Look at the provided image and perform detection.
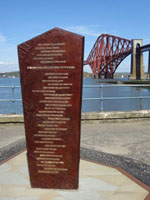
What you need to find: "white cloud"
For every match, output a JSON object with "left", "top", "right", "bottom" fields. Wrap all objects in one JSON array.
[
  {"left": 66, "top": 25, "right": 101, "bottom": 37},
  {"left": 0, "top": 33, "right": 6, "bottom": 43},
  {"left": 0, "top": 61, "right": 16, "bottom": 66},
  {"left": 0, "top": 61, "right": 18, "bottom": 72}
]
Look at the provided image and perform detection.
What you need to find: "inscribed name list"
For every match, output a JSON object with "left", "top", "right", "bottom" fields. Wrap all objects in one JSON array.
[{"left": 18, "top": 28, "right": 84, "bottom": 189}]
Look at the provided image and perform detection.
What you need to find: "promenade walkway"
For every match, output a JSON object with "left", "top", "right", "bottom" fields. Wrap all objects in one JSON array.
[
  {"left": 81, "top": 120, "right": 150, "bottom": 165},
  {"left": 1, "top": 120, "right": 150, "bottom": 165},
  {"left": 0, "top": 120, "right": 150, "bottom": 199}
]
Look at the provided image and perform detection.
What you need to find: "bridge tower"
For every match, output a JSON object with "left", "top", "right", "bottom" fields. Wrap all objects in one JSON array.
[
  {"left": 130, "top": 39, "right": 145, "bottom": 80},
  {"left": 147, "top": 51, "right": 150, "bottom": 79}
]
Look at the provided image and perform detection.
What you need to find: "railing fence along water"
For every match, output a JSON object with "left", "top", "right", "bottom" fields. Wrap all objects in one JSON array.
[
  {"left": 0, "top": 85, "right": 22, "bottom": 114},
  {"left": 0, "top": 84, "right": 150, "bottom": 114},
  {"left": 83, "top": 84, "right": 150, "bottom": 112}
]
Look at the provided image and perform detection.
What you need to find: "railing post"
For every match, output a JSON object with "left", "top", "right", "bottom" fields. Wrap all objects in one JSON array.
[
  {"left": 100, "top": 83, "right": 104, "bottom": 111},
  {"left": 11, "top": 85, "right": 16, "bottom": 114},
  {"left": 139, "top": 86, "right": 142, "bottom": 110}
]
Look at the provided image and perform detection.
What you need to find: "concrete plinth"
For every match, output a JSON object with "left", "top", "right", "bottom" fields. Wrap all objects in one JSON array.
[{"left": 0, "top": 152, "right": 149, "bottom": 200}]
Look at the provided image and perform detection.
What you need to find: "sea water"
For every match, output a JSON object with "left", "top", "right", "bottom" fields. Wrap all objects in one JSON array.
[{"left": 0, "top": 77, "right": 150, "bottom": 114}]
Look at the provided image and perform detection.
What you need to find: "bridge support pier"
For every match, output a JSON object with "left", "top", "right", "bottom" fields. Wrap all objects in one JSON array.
[
  {"left": 92, "top": 74, "right": 101, "bottom": 79},
  {"left": 92, "top": 74, "right": 96, "bottom": 79},
  {"left": 147, "top": 51, "right": 150, "bottom": 79},
  {"left": 105, "top": 74, "right": 113, "bottom": 79},
  {"left": 130, "top": 39, "right": 145, "bottom": 80},
  {"left": 96, "top": 74, "right": 101, "bottom": 79}
]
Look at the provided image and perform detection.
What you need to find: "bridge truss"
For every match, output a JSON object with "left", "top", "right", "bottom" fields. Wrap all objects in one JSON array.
[{"left": 84, "top": 34, "right": 132, "bottom": 78}]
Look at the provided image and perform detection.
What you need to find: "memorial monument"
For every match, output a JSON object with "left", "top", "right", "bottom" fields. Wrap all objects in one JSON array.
[{"left": 18, "top": 28, "right": 84, "bottom": 189}]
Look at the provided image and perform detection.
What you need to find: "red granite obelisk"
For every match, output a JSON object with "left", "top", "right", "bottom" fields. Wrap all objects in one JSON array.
[{"left": 18, "top": 28, "right": 84, "bottom": 189}]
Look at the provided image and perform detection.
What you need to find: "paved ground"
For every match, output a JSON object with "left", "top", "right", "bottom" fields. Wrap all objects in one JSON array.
[
  {"left": 0, "top": 120, "right": 150, "bottom": 186},
  {"left": 0, "top": 124, "right": 25, "bottom": 162},
  {"left": 0, "top": 151, "right": 149, "bottom": 200},
  {"left": 0, "top": 120, "right": 150, "bottom": 165},
  {"left": 0, "top": 125, "right": 24, "bottom": 149},
  {"left": 81, "top": 120, "right": 150, "bottom": 166}
]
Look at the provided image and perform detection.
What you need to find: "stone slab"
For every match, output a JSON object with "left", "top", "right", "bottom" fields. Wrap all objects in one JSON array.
[
  {"left": 0, "top": 152, "right": 148, "bottom": 200},
  {"left": 1, "top": 120, "right": 150, "bottom": 186},
  {"left": 18, "top": 28, "right": 84, "bottom": 189}
]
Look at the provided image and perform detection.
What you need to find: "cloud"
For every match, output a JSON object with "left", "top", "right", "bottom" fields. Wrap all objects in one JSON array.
[
  {"left": 0, "top": 61, "right": 16, "bottom": 66},
  {"left": 0, "top": 33, "right": 6, "bottom": 43},
  {"left": 66, "top": 25, "right": 102, "bottom": 37},
  {"left": 0, "top": 61, "right": 19, "bottom": 72}
]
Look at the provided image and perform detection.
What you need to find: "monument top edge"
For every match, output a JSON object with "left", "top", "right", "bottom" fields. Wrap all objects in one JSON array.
[{"left": 18, "top": 27, "right": 84, "bottom": 47}]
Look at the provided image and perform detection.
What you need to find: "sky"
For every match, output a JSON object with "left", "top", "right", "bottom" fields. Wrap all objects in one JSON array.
[{"left": 0, "top": 0, "right": 150, "bottom": 73}]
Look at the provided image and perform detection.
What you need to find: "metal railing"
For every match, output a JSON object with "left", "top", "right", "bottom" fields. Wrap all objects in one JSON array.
[
  {"left": 0, "top": 84, "right": 150, "bottom": 113},
  {"left": 0, "top": 85, "right": 22, "bottom": 114},
  {"left": 83, "top": 84, "right": 150, "bottom": 111}
]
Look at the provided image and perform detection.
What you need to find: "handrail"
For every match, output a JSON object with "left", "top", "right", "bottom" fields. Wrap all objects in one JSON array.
[
  {"left": 0, "top": 85, "right": 22, "bottom": 114},
  {"left": 0, "top": 84, "right": 150, "bottom": 113},
  {"left": 83, "top": 84, "right": 150, "bottom": 87},
  {"left": 83, "top": 84, "right": 150, "bottom": 111}
]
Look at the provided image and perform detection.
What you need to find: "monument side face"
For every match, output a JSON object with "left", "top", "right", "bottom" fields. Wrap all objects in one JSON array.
[{"left": 18, "top": 28, "right": 84, "bottom": 189}]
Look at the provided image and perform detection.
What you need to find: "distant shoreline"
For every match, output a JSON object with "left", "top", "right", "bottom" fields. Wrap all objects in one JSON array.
[
  {"left": 0, "top": 71, "right": 20, "bottom": 78},
  {"left": 0, "top": 71, "right": 131, "bottom": 78}
]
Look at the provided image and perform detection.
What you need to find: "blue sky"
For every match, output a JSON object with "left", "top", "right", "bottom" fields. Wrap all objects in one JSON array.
[{"left": 0, "top": 0, "right": 150, "bottom": 73}]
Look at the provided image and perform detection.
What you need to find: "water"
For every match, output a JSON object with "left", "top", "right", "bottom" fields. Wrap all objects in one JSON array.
[
  {"left": 82, "top": 77, "right": 150, "bottom": 112},
  {"left": 0, "top": 78, "right": 23, "bottom": 114},
  {"left": 0, "top": 77, "right": 150, "bottom": 114}
]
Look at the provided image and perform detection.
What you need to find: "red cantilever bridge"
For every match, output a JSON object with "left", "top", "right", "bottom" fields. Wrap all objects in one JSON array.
[
  {"left": 84, "top": 34, "right": 150, "bottom": 79},
  {"left": 84, "top": 34, "right": 132, "bottom": 78}
]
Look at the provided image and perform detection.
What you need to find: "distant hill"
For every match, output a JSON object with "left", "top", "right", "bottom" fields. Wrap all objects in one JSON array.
[
  {"left": 83, "top": 71, "right": 92, "bottom": 77},
  {"left": 3, "top": 71, "right": 147, "bottom": 79},
  {"left": 0, "top": 71, "right": 20, "bottom": 78},
  {"left": 0, "top": 71, "right": 92, "bottom": 78},
  {"left": 114, "top": 72, "right": 129, "bottom": 78}
]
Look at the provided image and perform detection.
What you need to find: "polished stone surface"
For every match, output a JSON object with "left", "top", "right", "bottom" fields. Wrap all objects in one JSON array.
[
  {"left": 18, "top": 28, "right": 84, "bottom": 189},
  {"left": 0, "top": 152, "right": 149, "bottom": 200}
]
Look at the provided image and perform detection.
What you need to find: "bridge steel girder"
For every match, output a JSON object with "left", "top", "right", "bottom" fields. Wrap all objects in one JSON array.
[{"left": 84, "top": 34, "right": 132, "bottom": 78}]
